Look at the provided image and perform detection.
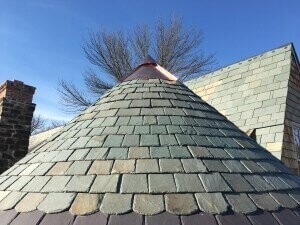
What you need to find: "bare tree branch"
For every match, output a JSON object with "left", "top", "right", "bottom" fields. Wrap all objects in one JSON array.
[
  {"left": 31, "top": 115, "right": 46, "bottom": 134},
  {"left": 58, "top": 16, "right": 216, "bottom": 113}
]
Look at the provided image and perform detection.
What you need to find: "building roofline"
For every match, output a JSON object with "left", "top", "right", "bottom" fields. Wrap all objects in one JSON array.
[{"left": 202, "top": 42, "right": 295, "bottom": 76}]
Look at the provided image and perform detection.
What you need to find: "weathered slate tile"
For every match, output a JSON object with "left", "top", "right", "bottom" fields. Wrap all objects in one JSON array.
[
  {"left": 122, "top": 135, "right": 140, "bottom": 147},
  {"left": 85, "top": 148, "right": 108, "bottom": 160},
  {"left": 181, "top": 212, "right": 218, "bottom": 225},
  {"left": 206, "top": 147, "right": 230, "bottom": 158},
  {"left": 169, "top": 146, "right": 191, "bottom": 158},
  {"left": 174, "top": 174, "right": 204, "bottom": 192},
  {"left": 133, "top": 194, "right": 164, "bottom": 215},
  {"left": 39, "top": 211, "right": 74, "bottom": 225},
  {"left": 159, "top": 159, "right": 184, "bottom": 172},
  {"left": 150, "top": 147, "right": 170, "bottom": 158},
  {"left": 149, "top": 174, "right": 176, "bottom": 193},
  {"left": 263, "top": 175, "right": 290, "bottom": 190},
  {"left": 151, "top": 125, "right": 167, "bottom": 134},
  {"left": 41, "top": 176, "right": 71, "bottom": 192},
  {"left": 112, "top": 160, "right": 135, "bottom": 173},
  {"left": 0, "top": 192, "right": 26, "bottom": 211},
  {"left": 7, "top": 176, "right": 32, "bottom": 191},
  {"left": 22, "top": 176, "right": 51, "bottom": 192},
  {"left": 108, "top": 213, "right": 143, "bottom": 225},
  {"left": 65, "top": 175, "right": 95, "bottom": 192},
  {"left": 10, "top": 210, "right": 44, "bottom": 225},
  {"left": 249, "top": 193, "right": 280, "bottom": 211},
  {"left": 244, "top": 175, "right": 274, "bottom": 191},
  {"left": 136, "top": 159, "right": 159, "bottom": 173},
  {"left": 159, "top": 134, "right": 178, "bottom": 145},
  {"left": 73, "top": 212, "right": 108, "bottom": 225},
  {"left": 68, "top": 149, "right": 90, "bottom": 161},
  {"left": 88, "top": 160, "right": 113, "bottom": 175},
  {"left": 117, "top": 125, "right": 134, "bottom": 134},
  {"left": 0, "top": 210, "right": 18, "bottom": 225},
  {"left": 0, "top": 191, "right": 10, "bottom": 202},
  {"left": 165, "top": 194, "right": 198, "bottom": 215},
  {"left": 19, "top": 164, "right": 40, "bottom": 176},
  {"left": 271, "top": 192, "right": 298, "bottom": 209},
  {"left": 240, "top": 160, "right": 265, "bottom": 173},
  {"left": 145, "top": 212, "right": 180, "bottom": 225},
  {"left": 222, "top": 160, "right": 249, "bottom": 173},
  {"left": 103, "top": 135, "right": 124, "bottom": 147},
  {"left": 181, "top": 159, "right": 207, "bottom": 172},
  {"left": 175, "top": 134, "right": 195, "bottom": 145},
  {"left": 134, "top": 125, "right": 150, "bottom": 134},
  {"left": 287, "top": 190, "right": 300, "bottom": 204},
  {"left": 166, "top": 125, "right": 182, "bottom": 133},
  {"left": 31, "top": 163, "right": 54, "bottom": 176},
  {"left": 70, "top": 193, "right": 101, "bottom": 215},
  {"left": 37, "top": 193, "right": 76, "bottom": 213},
  {"left": 121, "top": 174, "right": 148, "bottom": 193},
  {"left": 225, "top": 193, "right": 257, "bottom": 214},
  {"left": 199, "top": 173, "right": 231, "bottom": 192},
  {"left": 128, "top": 147, "right": 150, "bottom": 159},
  {"left": 195, "top": 193, "right": 229, "bottom": 214},
  {"left": 0, "top": 176, "right": 19, "bottom": 190},
  {"left": 203, "top": 159, "right": 229, "bottom": 172},
  {"left": 216, "top": 212, "right": 252, "bottom": 225},
  {"left": 221, "top": 173, "right": 254, "bottom": 192},
  {"left": 85, "top": 135, "right": 106, "bottom": 147},
  {"left": 70, "top": 137, "right": 91, "bottom": 149},
  {"left": 90, "top": 175, "right": 119, "bottom": 193},
  {"left": 47, "top": 162, "right": 72, "bottom": 175},
  {"left": 100, "top": 193, "right": 132, "bottom": 214},
  {"left": 272, "top": 209, "right": 300, "bottom": 225},
  {"left": 140, "top": 135, "right": 159, "bottom": 146},
  {"left": 277, "top": 174, "right": 300, "bottom": 189},
  {"left": 15, "top": 193, "right": 46, "bottom": 212},
  {"left": 51, "top": 150, "right": 73, "bottom": 162},
  {"left": 248, "top": 211, "right": 280, "bottom": 225},
  {"left": 106, "top": 148, "right": 128, "bottom": 159},
  {"left": 65, "top": 161, "right": 91, "bottom": 175},
  {"left": 188, "top": 146, "right": 212, "bottom": 158}
]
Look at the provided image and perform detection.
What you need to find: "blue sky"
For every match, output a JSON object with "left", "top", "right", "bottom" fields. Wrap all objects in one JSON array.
[{"left": 0, "top": 0, "right": 299, "bottom": 121}]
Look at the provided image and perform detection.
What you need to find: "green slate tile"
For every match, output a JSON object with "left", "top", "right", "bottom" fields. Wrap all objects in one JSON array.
[
  {"left": 174, "top": 174, "right": 204, "bottom": 192},
  {"left": 181, "top": 159, "right": 207, "bottom": 172},
  {"left": 22, "top": 176, "right": 51, "bottom": 192},
  {"left": 103, "top": 135, "right": 124, "bottom": 147},
  {"left": 90, "top": 175, "right": 119, "bottom": 193},
  {"left": 134, "top": 126, "right": 150, "bottom": 134},
  {"left": 159, "top": 159, "right": 184, "bottom": 173},
  {"left": 149, "top": 174, "right": 176, "bottom": 193},
  {"left": 150, "top": 147, "right": 171, "bottom": 158},
  {"left": 85, "top": 148, "right": 108, "bottom": 160},
  {"left": 106, "top": 148, "right": 128, "bottom": 159},
  {"left": 41, "top": 176, "right": 71, "bottom": 192},
  {"left": 65, "top": 161, "right": 91, "bottom": 175},
  {"left": 121, "top": 174, "right": 148, "bottom": 193},
  {"left": 65, "top": 175, "right": 95, "bottom": 192},
  {"left": 244, "top": 175, "right": 274, "bottom": 191},
  {"left": 225, "top": 193, "right": 257, "bottom": 214},
  {"left": 203, "top": 159, "right": 229, "bottom": 172},
  {"left": 122, "top": 135, "right": 140, "bottom": 147},
  {"left": 221, "top": 173, "right": 254, "bottom": 192},
  {"left": 140, "top": 135, "right": 159, "bottom": 146},
  {"left": 159, "top": 134, "right": 178, "bottom": 146},
  {"left": 199, "top": 173, "right": 232, "bottom": 192},
  {"left": 195, "top": 193, "right": 229, "bottom": 214},
  {"left": 169, "top": 146, "right": 191, "bottom": 158}
]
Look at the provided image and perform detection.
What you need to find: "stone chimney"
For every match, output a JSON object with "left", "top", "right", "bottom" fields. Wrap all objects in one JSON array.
[{"left": 0, "top": 80, "right": 36, "bottom": 173}]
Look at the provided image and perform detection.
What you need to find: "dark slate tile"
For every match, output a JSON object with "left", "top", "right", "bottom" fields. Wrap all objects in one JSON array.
[
  {"left": 181, "top": 212, "right": 218, "bottom": 225},
  {"left": 244, "top": 175, "right": 274, "bottom": 191},
  {"left": 0, "top": 210, "right": 18, "bottom": 225},
  {"left": 249, "top": 193, "right": 280, "bottom": 211},
  {"left": 74, "top": 212, "right": 108, "bottom": 225},
  {"left": 199, "top": 173, "right": 232, "bottom": 192},
  {"left": 188, "top": 146, "right": 213, "bottom": 158},
  {"left": 216, "top": 212, "right": 252, "bottom": 225},
  {"left": 108, "top": 213, "right": 143, "bottom": 225},
  {"left": 145, "top": 212, "right": 180, "bottom": 225},
  {"left": 222, "top": 173, "right": 254, "bottom": 192},
  {"left": 248, "top": 211, "right": 279, "bottom": 225},
  {"left": 222, "top": 160, "right": 249, "bottom": 173},
  {"left": 272, "top": 209, "right": 300, "bottom": 225},
  {"left": 203, "top": 159, "right": 229, "bottom": 172},
  {"left": 10, "top": 211, "right": 44, "bottom": 225},
  {"left": 39, "top": 211, "right": 74, "bottom": 225}
]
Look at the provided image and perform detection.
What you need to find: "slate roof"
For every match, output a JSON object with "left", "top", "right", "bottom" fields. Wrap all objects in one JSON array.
[{"left": 0, "top": 58, "right": 300, "bottom": 225}]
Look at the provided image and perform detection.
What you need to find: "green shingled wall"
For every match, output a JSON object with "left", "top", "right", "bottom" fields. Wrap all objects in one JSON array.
[{"left": 186, "top": 44, "right": 300, "bottom": 173}]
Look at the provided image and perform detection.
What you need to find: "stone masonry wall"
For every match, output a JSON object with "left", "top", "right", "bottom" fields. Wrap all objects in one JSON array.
[
  {"left": 185, "top": 44, "right": 296, "bottom": 170},
  {"left": 0, "top": 80, "right": 35, "bottom": 173},
  {"left": 282, "top": 53, "right": 300, "bottom": 173}
]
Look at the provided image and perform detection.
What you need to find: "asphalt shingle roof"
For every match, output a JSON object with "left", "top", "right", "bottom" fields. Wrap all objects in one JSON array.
[{"left": 0, "top": 58, "right": 299, "bottom": 225}]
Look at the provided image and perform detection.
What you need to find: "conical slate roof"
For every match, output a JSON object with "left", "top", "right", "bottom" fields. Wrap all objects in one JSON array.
[{"left": 0, "top": 58, "right": 300, "bottom": 225}]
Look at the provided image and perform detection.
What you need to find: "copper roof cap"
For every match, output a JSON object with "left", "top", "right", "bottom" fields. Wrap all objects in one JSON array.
[{"left": 122, "top": 55, "right": 178, "bottom": 82}]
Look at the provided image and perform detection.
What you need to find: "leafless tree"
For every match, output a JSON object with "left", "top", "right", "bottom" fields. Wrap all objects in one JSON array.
[
  {"left": 31, "top": 115, "right": 46, "bottom": 134},
  {"left": 58, "top": 17, "right": 215, "bottom": 113}
]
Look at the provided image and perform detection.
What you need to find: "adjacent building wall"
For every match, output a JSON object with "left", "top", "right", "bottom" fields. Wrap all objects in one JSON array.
[
  {"left": 185, "top": 43, "right": 299, "bottom": 172},
  {"left": 0, "top": 80, "right": 35, "bottom": 173}
]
